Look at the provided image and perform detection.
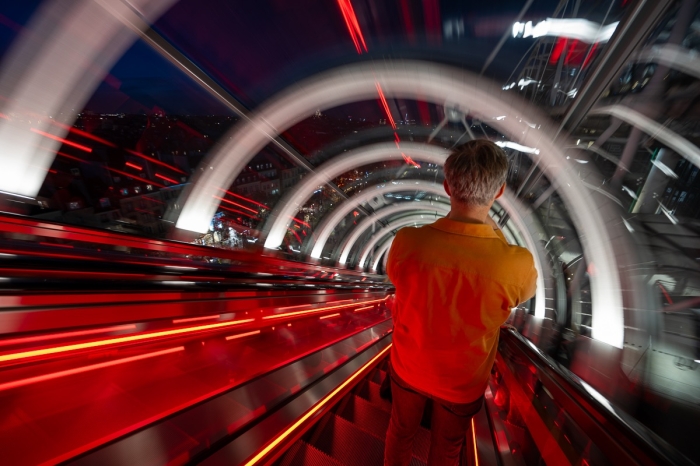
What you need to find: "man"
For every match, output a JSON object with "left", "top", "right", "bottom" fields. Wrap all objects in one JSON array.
[{"left": 384, "top": 139, "right": 537, "bottom": 466}]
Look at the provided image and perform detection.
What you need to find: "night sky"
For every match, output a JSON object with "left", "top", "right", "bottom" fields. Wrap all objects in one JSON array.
[{"left": 0, "top": 0, "right": 562, "bottom": 116}]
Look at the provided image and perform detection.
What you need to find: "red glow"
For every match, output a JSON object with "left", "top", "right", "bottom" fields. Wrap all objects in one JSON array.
[
  {"left": 225, "top": 330, "right": 261, "bottom": 341},
  {"left": 319, "top": 313, "right": 341, "bottom": 320},
  {"left": 375, "top": 82, "right": 396, "bottom": 129},
  {"left": 155, "top": 173, "right": 179, "bottom": 185},
  {"left": 125, "top": 162, "right": 143, "bottom": 171},
  {"left": 582, "top": 42, "right": 598, "bottom": 68},
  {"left": 172, "top": 315, "right": 220, "bottom": 324},
  {"left": 292, "top": 217, "right": 311, "bottom": 228},
  {"left": 107, "top": 166, "right": 165, "bottom": 188},
  {"left": 56, "top": 150, "right": 85, "bottom": 163},
  {"left": 0, "top": 324, "right": 136, "bottom": 347},
  {"left": 125, "top": 149, "right": 187, "bottom": 175},
  {"left": 549, "top": 38, "right": 568, "bottom": 64},
  {"left": 0, "top": 318, "right": 255, "bottom": 363},
  {"left": 401, "top": 153, "right": 421, "bottom": 168},
  {"left": 336, "top": 0, "right": 368, "bottom": 54},
  {"left": 214, "top": 195, "right": 258, "bottom": 214},
  {"left": 658, "top": 283, "right": 674, "bottom": 305},
  {"left": 394, "top": 132, "right": 401, "bottom": 149},
  {"left": 565, "top": 39, "right": 580, "bottom": 64},
  {"left": 263, "top": 298, "right": 386, "bottom": 320},
  {"left": 0, "top": 346, "right": 183, "bottom": 392},
  {"left": 30, "top": 128, "right": 92, "bottom": 153}
]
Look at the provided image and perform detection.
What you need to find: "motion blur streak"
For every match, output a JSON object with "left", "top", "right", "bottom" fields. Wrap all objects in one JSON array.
[
  {"left": 0, "top": 324, "right": 136, "bottom": 347},
  {"left": 0, "top": 0, "right": 177, "bottom": 198},
  {"left": 172, "top": 315, "right": 220, "bottom": 324},
  {"left": 0, "top": 346, "right": 183, "bottom": 392},
  {"left": 30, "top": 128, "right": 92, "bottom": 152},
  {"left": 0, "top": 318, "right": 255, "bottom": 363},
  {"left": 214, "top": 195, "right": 259, "bottom": 214},
  {"left": 225, "top": 330, "right": 261, "bottom": 340},
  {"left": 262, "top": 298, "right": 386, "bottom": 320},
  {"left": 243, "top": 344, "right": 391, "bottom": 466},
  {"left": 335, "top": 0, "right": 367, "bottom": 54},
  {"left": 353, "top": 306, "right": 374, "bottom": 312},
  {"left": 375, "top": 81, "right": 397, "bottom": 129},
  {"left": 125, "top": 149, "right": 187, "bottom": 174},
  {"left": 319, "top": 313, "right": 341, "bottom": 320}
]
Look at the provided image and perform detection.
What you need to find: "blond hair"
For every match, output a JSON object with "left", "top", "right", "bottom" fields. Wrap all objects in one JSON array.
[{"left": 444, "top": 140, "right": 508, "bottom": 206}]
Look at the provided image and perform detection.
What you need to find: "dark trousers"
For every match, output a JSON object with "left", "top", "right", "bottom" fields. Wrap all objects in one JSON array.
[{"left": 384, "top": 374, "right": 483, "bottom": 466}]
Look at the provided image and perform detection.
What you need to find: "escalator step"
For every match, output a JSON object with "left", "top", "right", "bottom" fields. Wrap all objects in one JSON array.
[
  {"left": 338, "top": 395, "right": 390, "bottom": 440},
  {"left": 354, "top": 380, "right": 392, "bottom": 413},
  {"left": 313, "top": 414, "right": 386, "bottom": 466},
  {"left": 337, "top": 394, "right": 430, "bottom": 464},
  {"left": 277, "top": 440, "right": 345, "bottom": 466},
  {"left": 369, "top": 368, "right": 386, "bottom": 385}
]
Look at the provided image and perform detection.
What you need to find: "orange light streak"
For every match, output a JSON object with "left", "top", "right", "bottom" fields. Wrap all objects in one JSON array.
[
  {"left": 155, "top": 173, "right": 179, "bottom": 184},
  {"left": 244, "top": 343, "right": 391, "bottom": 466},
  {"left": 172, "top": 315, "right": 220, "bottom": 324},
  {"left": 214, "top": 195, "right": 258, "bottom": 214},
  {"left": 353, "top": 306, "right": 374, "bottom": 313},
  {"left": 125, "top": 149, "right": 187, "bottom": 175},
  {"left": 225, "top": 330, "right": 261, "bottom": 341},
  {"left": 30, "top": 128, "right": 92, "bottom": 152},
  {"left": 0, "top": 318, "right": 254, "bottom": 363},
  {"left": 0, "top": 324, "right": 136, "bottom": 347},
  {"left": 263, "top": 298, "right": 385, "bottom": 320},
  {"left": 375, "top": 82, "right": 396, "bottom": 129},
  {"left": 0, "top": 346, "right": 183, "bottom": 392},
  {"left": 277, "top": 299, "right": 354, "bottom": 311},
  {"left": 472, "top": 418, "right": 480, "bottom": 466},
  {"left": 319, "top": 313, "right": 341, "bottom": 320},
  {"left": 125, "top": 162, "right": 143, "bottom": 171}
]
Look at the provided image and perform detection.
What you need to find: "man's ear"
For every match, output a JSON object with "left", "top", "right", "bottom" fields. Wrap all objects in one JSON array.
[
  {"left": 443, "top": 179, "right": 451, "bottom": 197},
  {"left": 494, "top": 183, "right": 506, "bottom": 200}
]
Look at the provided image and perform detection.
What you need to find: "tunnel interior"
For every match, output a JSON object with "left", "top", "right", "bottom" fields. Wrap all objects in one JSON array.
[{"left": 0, "top": 1, "right": 699, "bottom": 464}]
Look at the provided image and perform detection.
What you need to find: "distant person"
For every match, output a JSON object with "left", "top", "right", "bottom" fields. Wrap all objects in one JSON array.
[{"left": 384, "top": 140, "right": 537, "bottom": 466}]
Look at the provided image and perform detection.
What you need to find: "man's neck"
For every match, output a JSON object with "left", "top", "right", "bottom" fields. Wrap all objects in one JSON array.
[{"left": 446, "top": 202, "right": 491, "bottom": 224}]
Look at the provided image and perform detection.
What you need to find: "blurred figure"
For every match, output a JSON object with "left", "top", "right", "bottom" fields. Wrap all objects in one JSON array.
[{"left": 384, "top": 140, "right": 537, "bottom": 466}]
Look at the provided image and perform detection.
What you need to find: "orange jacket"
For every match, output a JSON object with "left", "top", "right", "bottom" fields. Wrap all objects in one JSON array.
[{"left": 387, "top": 217, "right": 537, "bottom": 403}]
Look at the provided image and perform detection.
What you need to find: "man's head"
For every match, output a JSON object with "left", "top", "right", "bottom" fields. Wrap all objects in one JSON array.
[{"left": 443, "top": 139, "right": 508, "bottom": 206}]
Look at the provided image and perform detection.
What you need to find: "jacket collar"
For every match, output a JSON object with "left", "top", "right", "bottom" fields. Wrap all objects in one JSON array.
[{"left": 428, "top": 217, "right": 499, "bottom": 238}]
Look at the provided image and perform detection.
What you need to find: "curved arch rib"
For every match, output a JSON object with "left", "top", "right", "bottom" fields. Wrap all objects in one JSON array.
[
  {"left": 262, "top": 142, "right": 448, "bottom": 250},
  {"left": 371, "top": 239, "right": 395, "bottom": 273},
  {"left": 337, "top": 201, "right": 450, "bottom": 265},
  {"left": 308, "top": 178, "right": 448, "bottom": 259},
  {"left": 176, "top": 61, "right": 625, "bottom": 348},
  {"left": 356, "top": 215, "right": 440, "bottom": 270}
]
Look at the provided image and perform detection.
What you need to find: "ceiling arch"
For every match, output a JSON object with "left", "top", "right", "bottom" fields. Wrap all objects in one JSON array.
[{"left": 173, "top": 60, "right": 628, "bottom": 348}]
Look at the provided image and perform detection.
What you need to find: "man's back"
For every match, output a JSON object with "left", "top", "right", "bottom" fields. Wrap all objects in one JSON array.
[{"left": 387, "top": 217, "right": 536, "bottom": 404}]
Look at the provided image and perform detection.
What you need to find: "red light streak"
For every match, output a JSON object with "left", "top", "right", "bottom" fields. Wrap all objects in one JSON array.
[
  {"left": 375, "top": 82, "right": 396, "bottom": 129},
  {"left": 125, "top": 162, "right": 143, "bottom": 171},
  {"left": 126, "top": 149, "right": 187, "bottom": 175},
  {"left": 582, "top": 42, "right": 598, "bottom": 68},
  {"left": 155, "top": 173, "right": 179, "bottom": 184},
  {"left": 263, "top": 298, "right": 386, "bottom": 320},
  {"left": 0, "top": 346, "right": 183, "bottom": 392},
  {"left": 107, "top": 166, "right": 165, "bottom": 188},
  {"left": 214, "top": 195, "right": 258, "bottom": 214},
  {"left": 319, "top": 313, "right": 341, "bottom": 320},
  {"left": 0, "top": 318, "right": 254, "bottom": 363},
  {"left": 292, "top": 217, "right": 310, "bottom": 228},
  {"left": 244, "top": 344, "right": 391, "bottom": 465},
  {"left": 0, "top": 324, "right": 136, "bottom": 347},
  {"left": 172, "top": 315, "right": 220, "bottom": 324},
  {"left": 225, "top": 330, "right": 261, "bottom": 341},
  {"left": 395, "top": 132, "right": 401, "bottom": 149},
  {"left": 401, "top": 153, "right": 421, "bottom": 168},
  {"left": 336, "top": 0, "right": 368, "bottom": 54},
  {"left": 30, "top": 128, "right": 92, "bottom": 153},
  {"left": 55, "top": 150, "right": 85, "bottom": 163},
  {"left": 51, "top": 121, "right": 118, "bottom": 148},
  {"left": 217, "top": 188, "right": 269, "bottom": 210},
  {"left": 565, "top": 39, "right": 580, "bottom": 64},
  {"left": 218, "top": 204, "right": 260, "bottom": 220}
]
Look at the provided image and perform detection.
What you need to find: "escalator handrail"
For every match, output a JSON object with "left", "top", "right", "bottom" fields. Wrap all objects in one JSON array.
[{"left": 500, "top": 327, "right": 695, "bottom": 466}]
